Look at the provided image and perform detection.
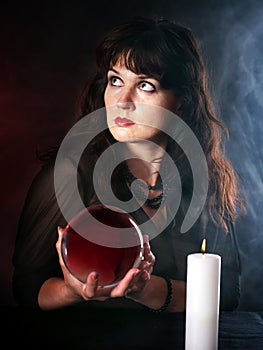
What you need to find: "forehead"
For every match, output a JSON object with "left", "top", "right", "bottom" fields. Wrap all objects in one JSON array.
[
  {"left": 109, "top": 57, "right": 160, "bottom": 81},
  {"left": 110, "top": 54, "right": 137, "bottom": 73},
  {"left": 109, "top": 49, "right": 162, "bottom": 77},
  {"left": 109, "top": 61, "right": 143, "bottom": 76}
]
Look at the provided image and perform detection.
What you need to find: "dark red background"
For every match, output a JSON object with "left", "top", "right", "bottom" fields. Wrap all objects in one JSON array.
[{"left": 1, "top": 1, "right": 263, "bottom": 310}]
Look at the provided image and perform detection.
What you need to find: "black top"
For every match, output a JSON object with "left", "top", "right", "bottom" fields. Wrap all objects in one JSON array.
[{"left": 12, "top": 152, "right": 241, "bottom": 311}]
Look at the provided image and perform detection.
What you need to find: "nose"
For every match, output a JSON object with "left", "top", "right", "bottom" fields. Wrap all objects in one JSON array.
[{"left": 116, "top": 88, "right": 136, "bottom": 111}]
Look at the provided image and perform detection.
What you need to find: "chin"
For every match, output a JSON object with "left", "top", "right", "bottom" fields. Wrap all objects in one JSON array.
[{"left": 109, "top": 128, "right": 133, "bottom": 142}]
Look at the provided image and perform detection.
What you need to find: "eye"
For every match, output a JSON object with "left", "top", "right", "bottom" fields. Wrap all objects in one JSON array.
[
  {"left": 109, "top": 76, "right": 124, "bottom": 87},
  {"left": 138, "top": 81, "right": 156, "bottom": 92}
]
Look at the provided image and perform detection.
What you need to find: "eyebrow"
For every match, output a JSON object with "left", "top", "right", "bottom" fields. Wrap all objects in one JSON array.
[{"left": 108, "top": 67, "right": 156, "bottom": 80}]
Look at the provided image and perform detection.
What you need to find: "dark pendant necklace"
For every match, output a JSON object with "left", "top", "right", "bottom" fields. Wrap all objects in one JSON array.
[{"left": 125, "top": 165, "right": 168, "bottom": 209}]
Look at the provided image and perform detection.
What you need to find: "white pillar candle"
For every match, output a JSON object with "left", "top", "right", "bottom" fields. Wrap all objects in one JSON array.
[{"left": 185, "top": 240, "right": 221, "bottom": 350}]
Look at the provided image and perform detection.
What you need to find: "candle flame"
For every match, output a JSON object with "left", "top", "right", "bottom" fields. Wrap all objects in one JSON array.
[{"left": 201, "top": 238, "right": 206, "bottom": 253}]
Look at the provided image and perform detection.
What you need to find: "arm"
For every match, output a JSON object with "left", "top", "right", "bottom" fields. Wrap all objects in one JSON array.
[
  {"left": 126, "top": 276, "right": 186, "bottom": 313},
  {"left": 12, "top": 158, "right": 159, "bottom": 310},
  {"left": 115, "top": 234, "right": 186, "bottom": 313},
  {"left": 37, "top": 228, "right": 155, "bottom": 310},
  {"left": 12, "top": 158, "right": 87, "bottom": 308},
  {"left": 38, "top": 226, "right": 186, "bottom": 312}
]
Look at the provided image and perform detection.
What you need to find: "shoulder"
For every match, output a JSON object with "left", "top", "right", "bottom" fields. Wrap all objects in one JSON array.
[{"left": 25, "top": 159, "right": 56, "bottom": 202}]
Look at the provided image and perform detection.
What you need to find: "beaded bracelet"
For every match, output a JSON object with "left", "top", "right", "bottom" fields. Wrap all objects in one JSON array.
[{"left": 148, "top": 276, "right": 173, "bottom": 313}]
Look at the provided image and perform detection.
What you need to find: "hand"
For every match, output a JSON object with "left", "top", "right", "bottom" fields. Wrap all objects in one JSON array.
[
  {"left": 56, "top": 227, "right": 155, "bottom": 303},
  {"left": 56, "top": 226, "right": 127, "bottom": 302},
  {"left": 114, "top": 234, "right": 156, "bottom": 301},
  {"left": 56, "top": 226, "right": 105, "bottom": 302}
]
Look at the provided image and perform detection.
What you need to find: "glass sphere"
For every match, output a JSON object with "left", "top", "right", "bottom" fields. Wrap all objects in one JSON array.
[{"left": 61, "top": 204, "right": 144, "bottom": 288}]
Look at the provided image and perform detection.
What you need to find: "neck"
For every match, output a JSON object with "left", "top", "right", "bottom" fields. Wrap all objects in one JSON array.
[
  {"left": 123, "top": 141, "right": 167, "bottom": 187},
  {"left": 126, "top": 149, "right": 164, "bottom": 186}
]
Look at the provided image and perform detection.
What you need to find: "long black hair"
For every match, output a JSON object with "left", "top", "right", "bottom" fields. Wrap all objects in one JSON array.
[{"left": 75, "top": 17, "right": 245, "bottom": 231}]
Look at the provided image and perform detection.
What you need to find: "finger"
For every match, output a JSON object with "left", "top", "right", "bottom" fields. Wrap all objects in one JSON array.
[
  {"left": 110, "top": 268, "right": 139, "bottom": 297},
  {"left": 139, "top": 260, "right": 151, "bottom": 271},
  {"left": 56, "top": 226, "right": 63, "bottom": 247},
  {"left": 143, "top": 234, "right": 149, "bottom": 244},
  {"left": 125, "top": 270, "right": 150, "bottom": 299},
  {"left": 56, "top": 226, "right": 66, "bottom": 267},
  {"left": 142, "top": 235, "right": 154, "bottom": 262},
  {"left": 82, "top": 272, "right": 99, "bottom": 300},
  {"left": 143, "top": 235, "right": 150, "bottom": 255},
  {"left": 140, "top": 269, "right": 150, "bottom": 282},
  {"left": 145, "top": 247, "right": 155, "bottom": 264}
]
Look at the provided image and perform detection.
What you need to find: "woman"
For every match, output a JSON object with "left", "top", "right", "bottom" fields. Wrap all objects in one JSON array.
[{"left": 12, "top": 17, "right": 245, "bottom": 312}]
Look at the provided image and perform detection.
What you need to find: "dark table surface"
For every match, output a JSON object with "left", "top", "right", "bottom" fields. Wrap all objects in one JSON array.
[{"left": 2, "top": 304, "right": 263, "bottom": 349}]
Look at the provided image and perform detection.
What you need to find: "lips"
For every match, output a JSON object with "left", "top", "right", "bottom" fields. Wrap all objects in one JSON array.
[{"left": 114, "top": 117, "right": 135, "bottom": 127}]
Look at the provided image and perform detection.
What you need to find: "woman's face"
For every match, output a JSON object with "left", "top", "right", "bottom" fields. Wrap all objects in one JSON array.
[{"left": 104, "top": 61, "right": 181, "bottom": 145}]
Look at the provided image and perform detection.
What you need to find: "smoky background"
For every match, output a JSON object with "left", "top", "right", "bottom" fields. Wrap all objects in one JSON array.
[{"left": 0, "top": 0, "right": 262, "bottom": 310}]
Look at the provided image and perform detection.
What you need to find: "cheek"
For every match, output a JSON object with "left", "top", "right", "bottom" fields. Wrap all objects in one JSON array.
[
  {"left": 104, "top": 86, "right": 114, "bottom": 107},
  {"left": 104, "top": 88, "right": 109, "bottom": 106}
]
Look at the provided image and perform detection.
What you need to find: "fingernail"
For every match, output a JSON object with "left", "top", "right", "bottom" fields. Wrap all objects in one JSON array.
[
  {"left": 142, "top": 270, "right": 149, "bottom": 281},
  {"left": 143, "top": 234, "right": 149, "bottom": 243},
  {"left": 91, "top": 272, "right": 99, "bottom": 281}
]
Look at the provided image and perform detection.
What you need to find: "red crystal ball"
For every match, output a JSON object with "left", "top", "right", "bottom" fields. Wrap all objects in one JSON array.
[{"left": 61, "top": 205, "right": 143, "bottom": 287}]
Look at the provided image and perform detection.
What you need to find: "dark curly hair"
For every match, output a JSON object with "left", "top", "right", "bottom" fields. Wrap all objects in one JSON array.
[{"left": 35, "top": 17, "right": 240, "bottom": 234}]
